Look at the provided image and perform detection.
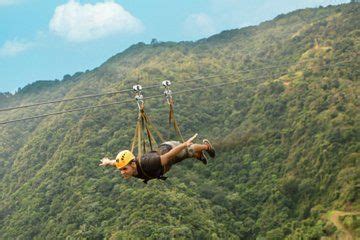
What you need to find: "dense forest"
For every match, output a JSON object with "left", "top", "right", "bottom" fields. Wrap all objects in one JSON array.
[{"left": 0, "top": 3, "right": 359, "bottom": 239}]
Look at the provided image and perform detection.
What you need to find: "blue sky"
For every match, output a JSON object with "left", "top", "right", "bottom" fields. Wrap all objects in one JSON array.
[{"left": 0, "top": 0, "right": 349, "bottom": 93}]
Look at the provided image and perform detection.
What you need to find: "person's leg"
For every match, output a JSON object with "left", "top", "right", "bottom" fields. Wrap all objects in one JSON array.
[
  {"left": 158, "top": 141, "right": 209, "bottom": 164},
  {"left": 190, "top": 140, "right": 216, "bottom": 165},
  {"left": 188, "top": 144, "right": 208, "bottom": 159},
  {"left": 188, "top": 143, "right": 212, "bottom": 164}
]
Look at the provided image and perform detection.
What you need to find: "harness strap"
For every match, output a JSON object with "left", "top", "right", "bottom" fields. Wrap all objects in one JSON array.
[
  {"left": 130, "top": 120, "right": 140, "bottom": 153},
  {"left": 141, "top": 110, "right": 156, "bottom": 151},
  {"left": 143, "top": 110, "right": 165, "bottom": 143},
  {"left": 169, "top": 103, "right": 184, "bottom": 142},
  {"left": 132, "top": 107, "right": 164, "bottom": 153},
  {"left": 140, "top": 114, "right": 146, "bottom": 153},
  {"left": 137, "top": 116, "right": 142, "bottom": 159}
]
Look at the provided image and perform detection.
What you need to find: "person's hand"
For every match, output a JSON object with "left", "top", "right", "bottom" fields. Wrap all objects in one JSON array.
[
  {"left": 99, "top": 157, "right": 111, "bottom": 167},
  {"left": 185, "top": 133, "right": 198, "bottom": 147}
]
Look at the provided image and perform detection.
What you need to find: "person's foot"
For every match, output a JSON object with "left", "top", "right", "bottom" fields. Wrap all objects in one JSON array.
[
  {"left": 203, "top": 139, "right": 215, "bottom": 158},
  {"left": 198, "top": 152, "right": 208, "bottom": 165}
]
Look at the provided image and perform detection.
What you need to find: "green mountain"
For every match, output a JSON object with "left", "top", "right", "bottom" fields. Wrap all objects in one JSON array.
[{"left": 0, "top": 3, "right": 359, "bottom": 239}]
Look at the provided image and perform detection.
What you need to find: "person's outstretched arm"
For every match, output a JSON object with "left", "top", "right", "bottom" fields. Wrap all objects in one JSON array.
[
  {"left": 99, "top": 157, "right": 116, "bottom": 167},
  {"left": 160, "top": 134, "right": 197, "bottom": 166}
]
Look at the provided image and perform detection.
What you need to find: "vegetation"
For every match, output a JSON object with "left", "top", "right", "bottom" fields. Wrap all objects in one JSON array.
[{"left": 0, "top": 3, "right": 359, "bottom": 239}]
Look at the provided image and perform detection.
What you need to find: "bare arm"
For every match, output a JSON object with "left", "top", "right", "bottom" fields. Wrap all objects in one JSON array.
[
  {"left": 99, "top": 157, "right": 116, "bottom": 167},
  {"left": 160, "top": 134, "right": 198, "bottom": 166}
]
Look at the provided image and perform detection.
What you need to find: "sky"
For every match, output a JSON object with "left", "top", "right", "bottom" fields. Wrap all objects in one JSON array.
[{"left": 0, "top": 0, "right": 349, "bottom": 93}]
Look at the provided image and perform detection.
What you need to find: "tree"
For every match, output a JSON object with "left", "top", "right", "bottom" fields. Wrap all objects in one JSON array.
[{"left": 151, "top": 38, "right": 159, "bottom": 44}]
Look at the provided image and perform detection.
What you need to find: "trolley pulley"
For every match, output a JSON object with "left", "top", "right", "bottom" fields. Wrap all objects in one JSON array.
[
  {"left": 162, "top": 80, "right": 173, "bottom": 105},
  {"left": 133, "top": 84, "right": 144, "bottom": 109}
]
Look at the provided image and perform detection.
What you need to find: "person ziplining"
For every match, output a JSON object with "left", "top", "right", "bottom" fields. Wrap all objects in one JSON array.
[
  {"left": 99, "top": 134, "right": 215, "bottom": 183},
  {"left": 99, "top": 81, "right": 216, "bottom": 183}
]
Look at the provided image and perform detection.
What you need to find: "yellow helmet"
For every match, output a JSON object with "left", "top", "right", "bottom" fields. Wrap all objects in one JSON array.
[{"left": 115, "top": 150, "right": 135, "bottom": 169}]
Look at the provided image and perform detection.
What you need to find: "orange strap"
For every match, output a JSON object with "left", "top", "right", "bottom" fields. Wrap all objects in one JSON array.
[
  {"left": 169, "top": 102, "right": 184, "bottom": 142},
  {"left": 130, "top": 106, "right": 164, "bottom": 158}
]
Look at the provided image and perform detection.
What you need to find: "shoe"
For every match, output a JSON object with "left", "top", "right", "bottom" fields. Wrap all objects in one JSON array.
[
  {"left": 198, "top": 151, "right": 208, "bottom": 165},
  {"left": 203, "top": 139, "right": 215, "bottom": 158}
]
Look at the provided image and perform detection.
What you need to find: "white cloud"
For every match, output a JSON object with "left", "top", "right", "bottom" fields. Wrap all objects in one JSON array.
[
  {"left": 49, "top": 0, "right": 144, "bottom": 42},
  {"left": 0, "top": 40, "right": 32, "bottom": 57},
  {"left": 0, "top": 0, "right": 19, "bottom": 6},
  {"left": 183, "top": 13, "right": 217, "bottom": 38}
]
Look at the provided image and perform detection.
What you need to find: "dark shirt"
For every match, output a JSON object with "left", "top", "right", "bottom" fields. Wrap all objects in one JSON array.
[{"left": 134, "top": 151, "right": 166, "bottom": 183}]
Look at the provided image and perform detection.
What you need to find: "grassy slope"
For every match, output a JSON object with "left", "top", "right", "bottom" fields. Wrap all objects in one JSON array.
[{"left": 324, "top": 211, "right": 360, "bottom": 239}]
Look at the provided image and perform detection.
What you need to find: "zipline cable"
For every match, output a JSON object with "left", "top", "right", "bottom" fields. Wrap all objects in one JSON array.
[
  {"left": 0, "top": 58, "right": 354, "bottom": 126},
  {"left": 0, "top": 58, "right": 353, "bottom": 113},
  {"left": 0, "top": 74, "right": 278, "bottom": 125},
  {"left": 0, "top": 57, "right": 349, "bottom": 125},
  {"left": 0, "top": 85, "right": 159, "bottom": 112}
]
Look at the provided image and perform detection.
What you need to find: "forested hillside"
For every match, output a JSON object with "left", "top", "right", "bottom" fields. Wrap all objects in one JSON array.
[{"left": 0, "top": 3, "right": 359, "bottom": 239}]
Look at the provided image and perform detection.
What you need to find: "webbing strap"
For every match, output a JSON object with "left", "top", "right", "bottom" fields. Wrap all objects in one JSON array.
[
  {"left": 131, "top": 106, "right": 164, "bottom": 160},
  {"left": 169, "top": 103, "right": 184, "bottom": 142},
  {"left": 137, "top": 116, "right": 142, "bottom": 159},
  {"left": 130, "top": 120, "right": 139, "bottom": 153},
  {"left": 146, "top": 112, "right": 164, "bottom": 143},
  {"left": 141, "top": 110, "right": 155, "bottom": 151},
  {"left": 141, "top": 114, "right": 147, "bottom": 154}
]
